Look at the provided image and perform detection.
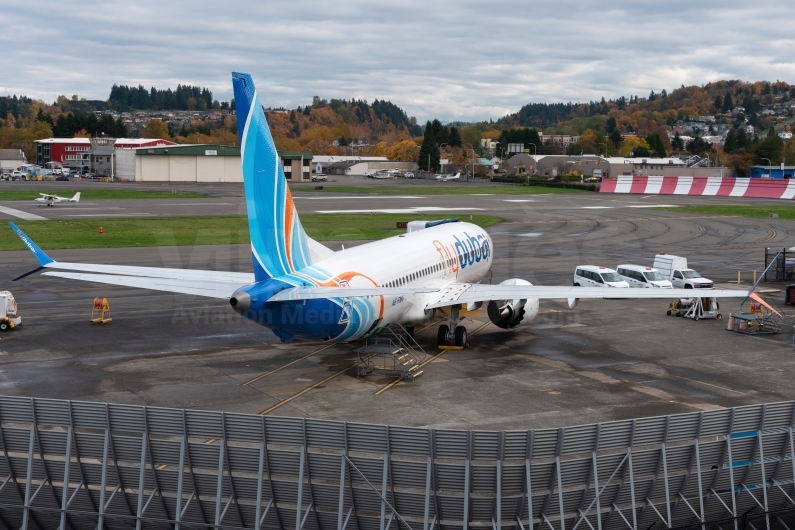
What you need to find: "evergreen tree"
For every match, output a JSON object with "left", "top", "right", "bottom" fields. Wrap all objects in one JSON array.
[
  {"left": 418, "top": 122, "right": 440, "bottom": 171},
  {"left": 736, "top": 128, "right": 749, "bottom": 149},
  {"left": 609, "top": 129, "right": 623, "bottom": 149},
  {"left": 448, "top": 126, "right": 462, "bottom": 147},
  {"left": 714, "top": 96, "right": 723, "bottom": 110},
  {"left": 672, "top": 132, "right": 684, "bottom": 151},
  {"left": 645, "top": 132, "right": 667, "bottom": 157},
  {"left": 723, "top": 92, "right": 734, "bottom": 112},
  {"left": 606, "top": 116, "right": 617, "bottom": 133},
  {"left": 723, "top": 129, "right": 738, "bottom": 153}
]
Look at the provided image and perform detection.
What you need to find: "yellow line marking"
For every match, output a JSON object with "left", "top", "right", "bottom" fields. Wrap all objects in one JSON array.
[
  {"left": 244, "top": 344, "right": 334, "bottom": 386},
  {"left": 374, "top": 321, "right": 492, "bottom": 396},
  {"left": 157, "top": 464, "right": 167, "bottom": 470},
  {"left": 205, "top": 438, "right": 216, "bottom": 444},
  {"left": 259, "top": 363, "right": 357, "bottom": 415}
]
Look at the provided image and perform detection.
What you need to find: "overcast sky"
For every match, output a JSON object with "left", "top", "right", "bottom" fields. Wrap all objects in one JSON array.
[{"left": 1, "top": 0, "right": 794, "bottom": 122}]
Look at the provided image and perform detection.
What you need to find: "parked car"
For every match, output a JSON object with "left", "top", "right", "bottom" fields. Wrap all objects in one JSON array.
[
  {"left": 55, "top": 174, "right": 70, "bottom": 181},
  {"left": 83, "top": 172, "right": 96, "bottom": 179},
  {"left": 403, "top": 171, "right": 415, "bottom": 179},
  {"left": 312, "top": 173, "right": 327, "bottom": 182},
  {"left": 573, "top": 265, "right": 629, "bottom": 288},
  {"left": 10, "top": 170, "right": 25, "bottom": 180},
  {"left": 616, "top": 264, "right": 672, "bottom": 288}
]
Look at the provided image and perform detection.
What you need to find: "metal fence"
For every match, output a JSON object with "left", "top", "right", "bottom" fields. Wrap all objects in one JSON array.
[{"left": 0, "top": 396, "right": 794, "bottom": 530}]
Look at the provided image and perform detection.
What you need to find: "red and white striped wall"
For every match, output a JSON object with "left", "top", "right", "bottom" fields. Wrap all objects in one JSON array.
[{"left": 600, "top": 176, "right": 795, "bottom": 199}]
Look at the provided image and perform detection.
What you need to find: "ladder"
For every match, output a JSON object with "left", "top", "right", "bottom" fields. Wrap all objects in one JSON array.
[{"left": 356, "top": 325, "right": 428, "bottom": 382}]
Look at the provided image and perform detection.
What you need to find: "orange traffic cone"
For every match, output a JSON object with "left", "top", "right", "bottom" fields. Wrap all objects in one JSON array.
[{"left": 726, "top": 313, "right": 733, "bottom": 331}]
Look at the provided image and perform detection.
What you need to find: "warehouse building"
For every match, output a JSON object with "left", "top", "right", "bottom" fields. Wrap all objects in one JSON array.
[
  {"left": 0, "top": 149, "right": 26, "bottom": 174},
  {"left": 35, "top": 137, "right": 175, "bottom": 176},
  {"left": 117, "top": 144, "right": 313, "bottom": 183}
]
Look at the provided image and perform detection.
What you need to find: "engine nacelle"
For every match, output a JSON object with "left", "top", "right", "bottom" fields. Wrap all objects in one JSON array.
[{"left": 486, "top": 278, "right": 539, "bottom": 329}]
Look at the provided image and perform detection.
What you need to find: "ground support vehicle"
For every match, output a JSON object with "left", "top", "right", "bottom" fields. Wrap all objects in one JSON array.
[{"left": 0, "top": 292, "right": 21, "bottom": 331}]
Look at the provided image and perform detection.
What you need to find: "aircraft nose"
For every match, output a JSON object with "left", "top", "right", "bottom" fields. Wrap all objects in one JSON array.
[{"left": 229, "top": 290, "right": 251, "bottom": 313}]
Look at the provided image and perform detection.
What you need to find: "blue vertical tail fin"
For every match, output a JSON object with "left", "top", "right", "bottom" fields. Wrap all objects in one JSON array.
[{"left": 232, "top": 72, "right": 330, "bottom": 281}]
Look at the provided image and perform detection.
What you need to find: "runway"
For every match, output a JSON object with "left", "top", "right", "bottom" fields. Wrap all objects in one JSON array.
[{"left": 1, "top": 179, "right": 794, "bottom": 430}]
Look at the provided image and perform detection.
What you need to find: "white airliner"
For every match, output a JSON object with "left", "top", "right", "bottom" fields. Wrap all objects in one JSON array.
[
  {"left": 35, "top": 192, "right": 80, "bottom": 207},
  {"left": 9, "top": 73, "right": 754, "bottom": 346}
]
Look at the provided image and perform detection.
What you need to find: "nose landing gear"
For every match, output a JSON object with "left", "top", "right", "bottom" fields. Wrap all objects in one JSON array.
[{"left": 437, "top": 305, "right": 467, "bottom": 347}]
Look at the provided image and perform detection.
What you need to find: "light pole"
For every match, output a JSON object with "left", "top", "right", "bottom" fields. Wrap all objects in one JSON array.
[{"left": 528, "top": 143, "right": 537, "bottom": 155}]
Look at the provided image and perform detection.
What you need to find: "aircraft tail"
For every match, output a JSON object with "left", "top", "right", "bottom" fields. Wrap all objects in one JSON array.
[
  {"left": 232, "top": 72, "right": 332, "bottom": 281},
  {"left": 71, "top": 192, "right": 81, "bottom": 202}
]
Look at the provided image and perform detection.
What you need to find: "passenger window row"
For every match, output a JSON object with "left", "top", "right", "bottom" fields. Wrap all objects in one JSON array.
[{"left": 384, "top": 261, "right": 448, "bottom": 288}]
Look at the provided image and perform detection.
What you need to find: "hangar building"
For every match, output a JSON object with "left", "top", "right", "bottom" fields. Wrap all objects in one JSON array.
[{"left": 116, "top": 144, "right": 313, "bottom": 183}]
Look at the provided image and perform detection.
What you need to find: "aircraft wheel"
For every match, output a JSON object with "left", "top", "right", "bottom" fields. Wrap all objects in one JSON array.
[
  {"left": 0, "top": 321, "right": 8, "bottom": 332},
  {"left": 694, "top": 315, "right": 700, "bottom": 321},
  {"left": 666, "top": 310, "right": 671, "bottom": 316},
  {"left": 437, "top": 325, "right": 449, "bottom": 346},
  {"left": 454, "top": 326, "right": 467, "bottom": 347},
  {"left": 717, "top": 314, "right": 722, "bottom": 320}
]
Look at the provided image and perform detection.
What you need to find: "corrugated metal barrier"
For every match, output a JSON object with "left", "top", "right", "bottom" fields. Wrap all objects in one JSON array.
[{"left": 0, "top": 396, "right": 794, "bottom": 530}]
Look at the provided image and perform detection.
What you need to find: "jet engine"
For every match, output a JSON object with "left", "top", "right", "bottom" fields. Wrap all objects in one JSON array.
[{"left": 486, "top": 278, "right": 539, "bottom": 329}]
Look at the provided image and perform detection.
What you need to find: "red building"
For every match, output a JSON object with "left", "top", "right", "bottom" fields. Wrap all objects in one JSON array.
[{"left": 36, "top": 138, "right": 175, "bottom": 175}]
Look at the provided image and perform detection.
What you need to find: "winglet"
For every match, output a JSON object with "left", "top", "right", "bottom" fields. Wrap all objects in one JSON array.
[
  {"left": 72, "top": 192, "right": 81, "bottom": 202},
  {"left": 9, "top": 222, "right": 54, "bottom": 266}
]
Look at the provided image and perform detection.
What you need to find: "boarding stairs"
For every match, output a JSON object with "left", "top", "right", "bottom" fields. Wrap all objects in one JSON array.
[{"left": 355, "top": 325, "right": 428, "bottom": 382}]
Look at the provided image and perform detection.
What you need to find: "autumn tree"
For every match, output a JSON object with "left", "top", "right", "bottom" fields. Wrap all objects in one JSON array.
[
  {"left": 386, "top": 140, "right": 419, "bottom": 161},
  {"left": 620, "top": 136, "right": 651, "bottom": 157},
  {"left": 144, "top": 119, "right": 170, "bottom": 140}
]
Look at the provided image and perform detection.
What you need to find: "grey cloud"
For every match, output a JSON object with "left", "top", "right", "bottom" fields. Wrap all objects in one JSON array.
[{"left": 1, "top": 0, "right": 794, "bottom": 122}]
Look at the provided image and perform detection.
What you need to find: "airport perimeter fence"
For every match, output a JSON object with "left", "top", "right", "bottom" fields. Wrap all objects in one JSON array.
[
  {"left": 489, "top": 177, "right": 599, "bottom": 191},
  {"left": 0, "top": 395, "right": 794, "bottom": 530}
]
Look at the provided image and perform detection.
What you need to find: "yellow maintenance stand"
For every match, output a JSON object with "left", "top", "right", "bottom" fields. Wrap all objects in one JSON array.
[{"left": 90, "top": 297, "right": 112, "bottom": 324}]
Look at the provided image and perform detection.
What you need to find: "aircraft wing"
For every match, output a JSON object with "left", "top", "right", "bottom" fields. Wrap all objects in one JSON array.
[
  {"left": 424, "top": 283, "right": 749, "bottom": 309},
  {"left": 267, "top": 286, "right": 440, "bottom": 301},
  {"left": 267, "top": 282, "right": 749, "bottom": 307}
]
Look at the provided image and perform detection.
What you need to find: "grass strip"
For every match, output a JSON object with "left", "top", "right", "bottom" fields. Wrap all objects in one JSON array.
[
  {"left": 0, "top": 214, "right": 501, "bottom": 251},
  {"left": 659, "top": 205, "right": 795, "bottom": 220},
  {"left": 290, "top": 185, "right": 584, "bottom": 195},
  {"left": 0, "top": 190, "right": 209, "bottom": 200}
]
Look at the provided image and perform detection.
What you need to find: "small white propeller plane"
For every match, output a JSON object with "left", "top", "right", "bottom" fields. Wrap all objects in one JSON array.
[
  {"left": 435, "top": 172, "right": 460, "bottom": 182},
  {"left": 35, "top": 192, "right": 81, "bottom": 207}
]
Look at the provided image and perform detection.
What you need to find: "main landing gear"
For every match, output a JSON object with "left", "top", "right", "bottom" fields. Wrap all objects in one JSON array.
[{"left": 437, "top": 305, "right": 467, "bottom": 347}]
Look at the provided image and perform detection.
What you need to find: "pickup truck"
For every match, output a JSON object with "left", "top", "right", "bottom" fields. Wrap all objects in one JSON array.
[{"left": 652, "top": 253, "right": 714, "bottom": 289}]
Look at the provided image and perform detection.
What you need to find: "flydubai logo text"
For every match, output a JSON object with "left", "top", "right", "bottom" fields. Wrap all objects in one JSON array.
[{"left": 453, "top": 232, "right": 490, "bottom": 268}]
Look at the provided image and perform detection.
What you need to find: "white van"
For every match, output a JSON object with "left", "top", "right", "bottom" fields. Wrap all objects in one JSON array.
[
  {"left": 616, "top": 264, "right": 673, "bottom": 288},
  {"left": 573, "top": 266, "right": 629, "bottom": 288}
]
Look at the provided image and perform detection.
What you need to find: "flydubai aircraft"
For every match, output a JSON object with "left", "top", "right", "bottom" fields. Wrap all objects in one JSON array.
[
  {"left": 35, "top": 192, "right": 80, "bottom": 207},
  {"left": 9, "top": 73, "right": 753, "bottom": 346}
]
